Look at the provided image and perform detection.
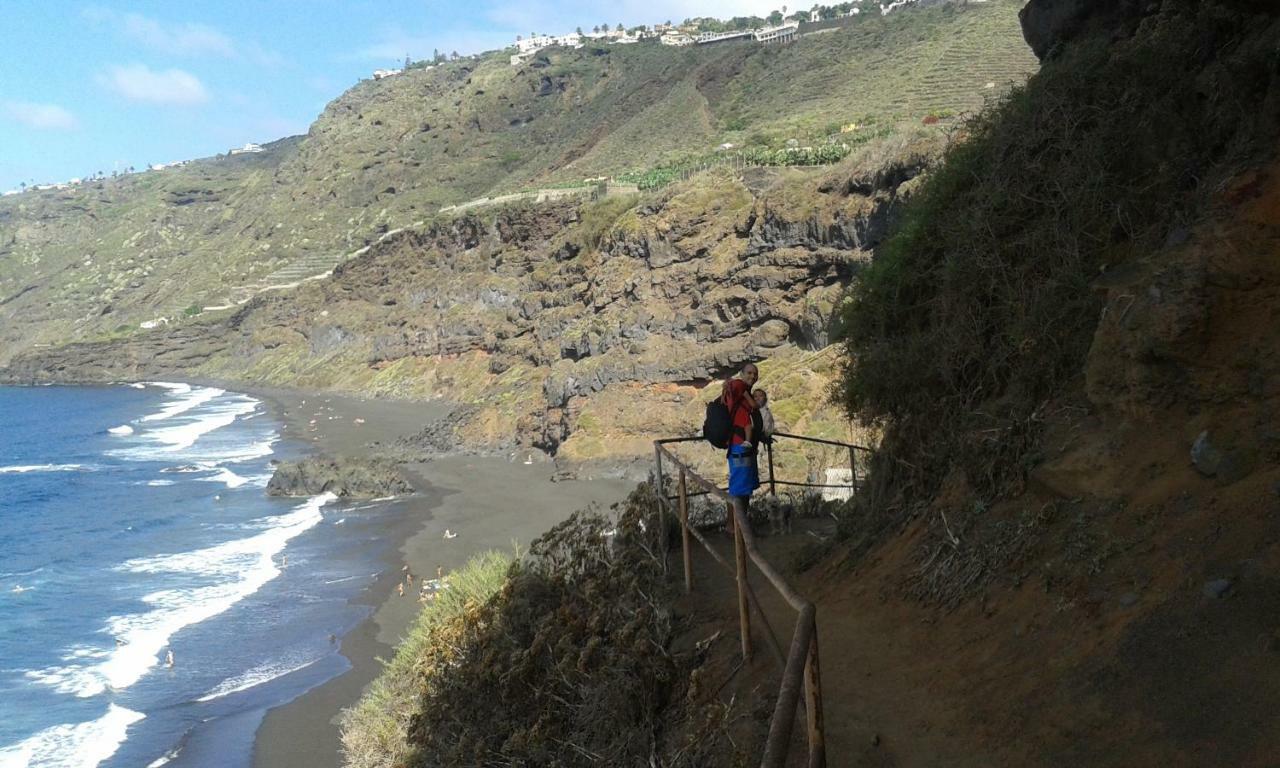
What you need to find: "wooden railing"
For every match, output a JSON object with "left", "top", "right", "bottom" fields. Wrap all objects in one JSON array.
[{"left": 652, "top": 433, "right": 871, "bottom": 768}]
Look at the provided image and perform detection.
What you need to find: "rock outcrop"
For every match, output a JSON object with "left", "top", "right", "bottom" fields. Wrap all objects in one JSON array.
[{"left": 266, "top": 456, "right": 413, "bottom": 498}]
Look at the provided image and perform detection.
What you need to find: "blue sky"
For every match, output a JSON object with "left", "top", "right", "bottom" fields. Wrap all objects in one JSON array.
[{"left": 0, "top": 1, "right": 781, "bottom": 191}]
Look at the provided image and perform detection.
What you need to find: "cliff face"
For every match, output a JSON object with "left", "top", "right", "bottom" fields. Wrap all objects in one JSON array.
[
  {"left": 2, "top": 142, "right": 932, "bottom": 465},
  {"left": 0, "top": 1, "right": 1036, "bottom": 365}
]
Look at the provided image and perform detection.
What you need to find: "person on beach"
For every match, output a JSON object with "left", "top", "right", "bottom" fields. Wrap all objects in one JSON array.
[
  {"left": 723, "top": 363, "right": 761, "bottom": 526},
  {"left": 166, "top": 649, "right": 174, "bottom": 668}
]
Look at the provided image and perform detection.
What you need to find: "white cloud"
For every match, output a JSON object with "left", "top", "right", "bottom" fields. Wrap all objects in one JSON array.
[
  {"left": 82, "top": 8, "right": 286, "bottom": 67},
  {"left": 97, "top": 64, "right": 210, "bottom": 106},
  {"left": 3, "top": 100, "right": 78, "bottom": 130}
]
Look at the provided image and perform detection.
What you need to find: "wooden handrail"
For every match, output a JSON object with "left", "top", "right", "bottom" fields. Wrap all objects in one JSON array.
[
  {"left": 771, "top": 431, "right": 873, "bottom": 452},
  {"left": 653, "top": 439, "right": 828, "bottom": 768}
]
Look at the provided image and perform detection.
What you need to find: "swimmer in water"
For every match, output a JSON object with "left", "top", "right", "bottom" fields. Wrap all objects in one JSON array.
[{"left": 166, "top": 649, "right": 174, "bottom": 668}]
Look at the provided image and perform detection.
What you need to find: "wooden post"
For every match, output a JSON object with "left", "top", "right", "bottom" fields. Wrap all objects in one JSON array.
[
  {"left": 805, "top": 620, "right": 826, "bottom": 768},
  {"left": 848, "top": 446, "right": 857, "bottom": 493},
  {"left": 733, "top": 499, "right": 753, "bottom": 662},
  {"left": 679, "top": 468, "right": 692, "bottom": 594},
  {"left": 768, "top": 441, "right": 777, "bottom": 497}
]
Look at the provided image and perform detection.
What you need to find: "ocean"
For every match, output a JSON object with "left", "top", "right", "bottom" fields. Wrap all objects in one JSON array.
[{"left": 0, "top": 384, "right": 406, "bottom": 768}]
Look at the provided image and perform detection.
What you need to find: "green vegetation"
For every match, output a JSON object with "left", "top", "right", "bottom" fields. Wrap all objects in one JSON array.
[
  {"left": 342, "top": 486, "right": 743, "bottom": 767},
  {"left": 617, "top": 128, "right": 891, "bottom": 190},
  {"left": 340, "top": 551, "right": 512, "bottom": 768},
  {"left": 182, "top": 303, "right": 203, "bottom": 317},
  {"left": 574, "top": 193, "right": 639, "bottom": 249},
  {"left": 836, "top": 2, "right": 1280, "bottom": 503},
  {"left": 0, "top": 1, "right": 1033, "bottom": 364}
]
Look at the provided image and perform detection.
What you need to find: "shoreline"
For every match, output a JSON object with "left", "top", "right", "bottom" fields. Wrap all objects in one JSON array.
[{"left": 242, "top": 386, "right": 634, "bottom": 768}]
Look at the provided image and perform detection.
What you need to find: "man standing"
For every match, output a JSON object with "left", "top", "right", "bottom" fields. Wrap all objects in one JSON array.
[{"left": 723, "top": 363, "right": 760, "bottom": 524}]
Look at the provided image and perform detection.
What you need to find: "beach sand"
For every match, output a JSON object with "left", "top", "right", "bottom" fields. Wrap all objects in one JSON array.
[{"left": 245, "top": 388, "right": 633, "bottom": 768}]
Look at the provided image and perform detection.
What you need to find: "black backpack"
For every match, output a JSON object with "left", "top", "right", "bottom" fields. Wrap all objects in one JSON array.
[{"left": 703, "top": 399, "right": 733, "bottom": 449}]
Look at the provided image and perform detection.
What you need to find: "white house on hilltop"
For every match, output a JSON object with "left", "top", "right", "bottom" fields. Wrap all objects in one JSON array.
[
  {"left": 753, "top": 21, "right": 799, "bottom": 44},
  {"left": 229, "top": 143, "right": 263, "bottom": 155},
  {"left": 511, "top": 32, "right": 583, "bottom": 65},
  {"left": 372, "top": 68, "right": 402, "bottom": 80}
]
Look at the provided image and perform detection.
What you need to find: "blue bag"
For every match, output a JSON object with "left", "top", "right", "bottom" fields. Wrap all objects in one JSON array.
[{"left": 727, "top": 443, "right": 759, "bottom": 497}]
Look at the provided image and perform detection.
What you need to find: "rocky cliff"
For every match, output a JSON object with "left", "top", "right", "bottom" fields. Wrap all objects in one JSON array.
[
  {"left": 3, "top": 138, "right": 934, "bottom": 470},
  {"left": 0, "top": 0, "right": 1034, "bottom": 370}
]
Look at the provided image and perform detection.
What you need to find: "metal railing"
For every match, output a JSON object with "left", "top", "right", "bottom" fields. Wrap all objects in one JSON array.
[{"left": 652, "top": 432, "right": 871, "bottom": 768}]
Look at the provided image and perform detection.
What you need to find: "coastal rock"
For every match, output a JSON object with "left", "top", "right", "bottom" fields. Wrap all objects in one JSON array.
[{"left": 266, "top": 456, "right": 413, "bottom": 498}]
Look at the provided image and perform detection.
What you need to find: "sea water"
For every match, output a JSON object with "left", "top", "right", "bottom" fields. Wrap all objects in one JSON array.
[{"left": 0, "top": 385, "right": 405, "bottom": 767}]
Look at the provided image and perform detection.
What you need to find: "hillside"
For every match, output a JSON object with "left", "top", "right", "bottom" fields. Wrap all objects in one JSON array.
[
  {"left": 327, "top": 2, "right": 1280, "bottom": 766},
  {"left": 0, "top": 140, "right": 937, "bottom": 478},
  {"left": 0, "top": 0, "right": 1034, "bottom": 369}
]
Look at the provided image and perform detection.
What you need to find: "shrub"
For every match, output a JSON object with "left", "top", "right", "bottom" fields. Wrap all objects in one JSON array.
[
  {"left": 182, "top": 303, "right": 203, "bottom": 317},
  {"left": 835, "top": 2, "right": 1280, "bottom": 503},
  {"left": 401, "top": 484, "right": 701, "bottom": 767},
  {"left": 575, "top": 193, "right": 639, "bottom": 250},
  {"left": 340, "top": 550, "right": 513, "bottom": 768}
]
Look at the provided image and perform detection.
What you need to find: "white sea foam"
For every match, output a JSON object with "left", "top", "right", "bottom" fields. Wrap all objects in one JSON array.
[
  {"left": 26, "top": 494, "right": 336, "bottom": 698},
  {"left": 197, "top": 467, "right": 249, "bottom": 489},
  {"left": 195, "top": 656, "right": 318, "bottom": 703},
  {"left": 107, "top": 425, "right": 134, "bottom": 436},
  {"left": 145, "top": 480, "right": 175, "bottom": 487},
  {"left": 0, "top": 464, "right": 90, "bottom": 474},
  {"left": 145, "top": 746, "right": 181, "bottom": 768},
  {"left": 110, "top": 391, "right": 264, "bottom": 462},
  {"left": 138, "top": 383, "right": 222, "bottom": 423},
  {"left": 141, "top": 396, "right": 255, "bottom": 451},
  {"left": 0, "top": 703, "right": 143, "bottom": 768}
]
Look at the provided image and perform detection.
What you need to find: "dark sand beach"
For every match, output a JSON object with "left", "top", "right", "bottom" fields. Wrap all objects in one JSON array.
[{"left": 244, "top": 389, "right": 634, "bottom": 768}]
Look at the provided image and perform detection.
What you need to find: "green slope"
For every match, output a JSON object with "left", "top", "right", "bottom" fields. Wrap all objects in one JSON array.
[{"left": 0, "top": 0, "right": 1035, "bottom": 364}]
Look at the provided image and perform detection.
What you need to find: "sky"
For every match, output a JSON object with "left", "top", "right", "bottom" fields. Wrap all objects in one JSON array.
[{"left": 0, "top": 0, "right": 786, "bottom": 191}]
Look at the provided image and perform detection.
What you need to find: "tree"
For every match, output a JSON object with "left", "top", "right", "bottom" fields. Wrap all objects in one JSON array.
[
  {"left": 576, "top": 26, "right": 583, "bottom": 35},
  {"left": 516, "top": 34, "right": 522, "bottom": 41},
  {"left": 767, "top": 10, "right": 784, "bottom": 23},
  {"left": 19, "top": 182, "right": 25, "bottom": 192},
  {"left": 404, "top": 53, "right": 411, "bottom": 69},
  {"left": 450, "top": 50, "right": 459, "bottom": 60},
  {"left": 615, "top": 22, "right": 623, "bottom": 31},
  {"left": 592, "top": 25, "right": 599, "bottom": 33}
]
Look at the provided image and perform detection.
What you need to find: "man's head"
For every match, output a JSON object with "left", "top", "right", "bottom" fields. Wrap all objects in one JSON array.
[
  {"left": 753, "top": 389, "right": 768, "bottom": 407},
  {"left": 740, "top": 363, "right": 759, "bottom": 387}
]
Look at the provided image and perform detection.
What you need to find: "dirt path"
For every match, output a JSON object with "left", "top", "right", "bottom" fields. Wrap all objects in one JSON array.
[{"left": 679, "top": 518, "right": 1001, "bottom": 768}]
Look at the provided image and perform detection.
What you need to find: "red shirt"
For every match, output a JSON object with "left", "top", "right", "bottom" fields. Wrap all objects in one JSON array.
[{"left": 723, "top": 379, "right": 756, "bottom": 445}]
